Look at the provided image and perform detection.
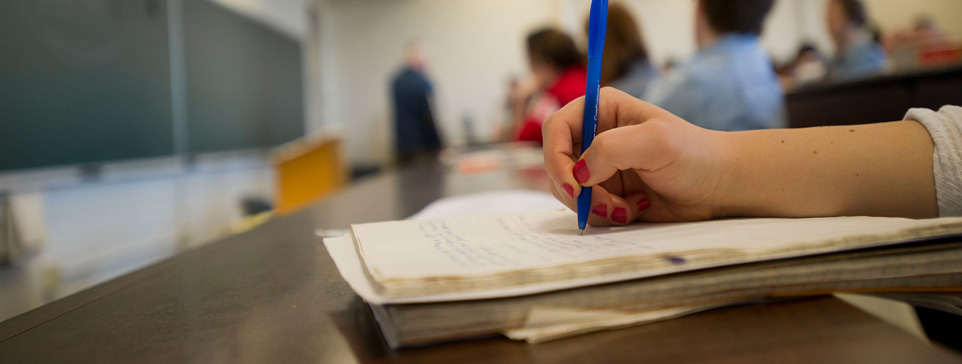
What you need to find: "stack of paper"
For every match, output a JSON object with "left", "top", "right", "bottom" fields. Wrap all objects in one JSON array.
[{"left": 325, "top": 208, "right": 962, "bottom": 348}]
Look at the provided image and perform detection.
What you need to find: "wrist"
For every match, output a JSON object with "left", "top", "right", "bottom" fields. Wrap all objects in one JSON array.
[{"left": 711, "top": 130, "right": 748, "bottom": 218}]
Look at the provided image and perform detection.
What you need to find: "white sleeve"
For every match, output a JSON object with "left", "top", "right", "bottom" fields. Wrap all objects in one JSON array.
[{"left": 904, "top": 105, "right": 962, "bottom": 217}]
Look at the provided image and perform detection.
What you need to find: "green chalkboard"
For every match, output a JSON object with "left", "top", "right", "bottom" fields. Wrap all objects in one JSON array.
[
  {"left": 183, "top": 0, "right": 304, "bottom": 153},
  {"left": 0, "top": 0, "right": 175, "bottom": 172},
  {"left": 0, "top": 0, "right": 304, "bottom": 173}
]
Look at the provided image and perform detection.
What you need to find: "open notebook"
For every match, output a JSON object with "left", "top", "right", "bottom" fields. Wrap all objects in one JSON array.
[{"left": 349, "top": 209, "right": 962, "bottom": 301}]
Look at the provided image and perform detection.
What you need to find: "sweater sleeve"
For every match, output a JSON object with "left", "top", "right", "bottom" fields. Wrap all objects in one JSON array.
[{"left": 904, "top": 105, "right": 962, "bottom": 217}]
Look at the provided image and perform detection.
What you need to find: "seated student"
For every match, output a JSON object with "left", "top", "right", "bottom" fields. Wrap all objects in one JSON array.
[
  {"left": 777, "top": 43, "right": 827, "bottom": 91},
  {"left": 643, "top": 0, "right": 782, "bottom": 132},
  {"left": 508, "top": 28, "right": 586, "bottom": 144},
  {"left": 542, "top": 88, "right": 960, "bottom": 226},
  {"left": 592, "top": 3, "right": 657, "bottom": 99},
  {"left": 826, "top": 0, "right": 888, "bottom": 80}
]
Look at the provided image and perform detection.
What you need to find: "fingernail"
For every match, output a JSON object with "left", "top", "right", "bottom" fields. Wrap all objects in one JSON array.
[
  {"left": 573, "top": 160, "right": 590, "bottom": 184},
  {"left": 612, "top": 208, "right": 628, "bottom": 224},
  {"left": 562, "top": 184, "right": 574, "bottom": 198},
  {"left": 637, "top": 197, "right": 650, "bottom": 212},
  {"left": 591, "top": 204, "right": 607, "bottom": 217}
]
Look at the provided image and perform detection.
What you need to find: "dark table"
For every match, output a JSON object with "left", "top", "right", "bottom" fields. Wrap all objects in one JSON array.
[
  {"left": 786, "top": 64, "right": 962, "bottom": 128},
  {"left": 2, "top": 160, "right": 961, "bottom": 363}
]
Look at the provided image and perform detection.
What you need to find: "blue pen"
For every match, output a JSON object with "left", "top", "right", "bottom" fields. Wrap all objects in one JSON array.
[{"left": 578, "top": 0, "right": 608, "bottom": 234}]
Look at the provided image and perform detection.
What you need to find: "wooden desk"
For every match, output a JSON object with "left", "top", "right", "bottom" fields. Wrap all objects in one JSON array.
[
  {"left": 786, "top": 65, "right": 962, "bottom": 128},
  {"left": 1, "top": 159, "right": 960, "bottom": 363}
]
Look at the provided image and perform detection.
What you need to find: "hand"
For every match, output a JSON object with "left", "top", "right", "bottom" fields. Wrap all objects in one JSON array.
[{"left": 542, "top": 87, "right": 732, "bottom": 225}]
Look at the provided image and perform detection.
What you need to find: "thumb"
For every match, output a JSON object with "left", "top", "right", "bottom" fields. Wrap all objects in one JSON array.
[{"left": 573, "top": 121, "right": 677, "bottom": 187}]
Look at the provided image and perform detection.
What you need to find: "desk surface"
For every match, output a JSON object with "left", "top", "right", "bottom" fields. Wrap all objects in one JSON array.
[{"left": 2, "top": 159, "right": 961, "bottom": 363}]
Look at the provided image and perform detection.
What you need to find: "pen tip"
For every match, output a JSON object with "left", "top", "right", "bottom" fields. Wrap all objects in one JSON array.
[{"left": 579, "top": 229, "right": 585, "bottom": 236}]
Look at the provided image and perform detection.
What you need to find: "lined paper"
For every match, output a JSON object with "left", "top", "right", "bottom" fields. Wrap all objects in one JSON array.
[{"left": 352, "top": 210, "right": 962, "bottom": 284}]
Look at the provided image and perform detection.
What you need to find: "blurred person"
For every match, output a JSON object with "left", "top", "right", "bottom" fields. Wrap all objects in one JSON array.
[
  {"left": 391, "top": 41, "right": 443, "bottom": 164},
  {"left": 590, "top": 3, "right": 657, "bottom": 99},
  {"left": 508, "top": 28, "right": 586, "bottom": 144},
  {"left": 826, "top": 0, "right": 888, "bottom": 80},
  {"left": 778, "top": 43, "right": 826, "bottom": 90},
  {"left": 643, "top": 0, "right": 782, "bottom": 131},
  {"left": 909, "top": 16, "right": 950, "bottom": 47}
]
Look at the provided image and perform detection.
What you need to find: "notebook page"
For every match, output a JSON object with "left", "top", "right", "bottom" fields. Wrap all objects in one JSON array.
[
  {"left": 353, "top": 210, "right": 962, "bottom": 282},
  {"left": 407, "top": 190, "right": 565, "bottom": 220}
]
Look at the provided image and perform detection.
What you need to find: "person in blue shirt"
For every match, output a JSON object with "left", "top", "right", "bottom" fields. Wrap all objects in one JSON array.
[
  {"left": 826, "top": 0, "right": 888, "bottom": 81},
  {"left": 391, "top": 42, "right": 442, "bottom": 164},
  {"left": 643, "top": 0, "right": 782, "bottom": 131}
]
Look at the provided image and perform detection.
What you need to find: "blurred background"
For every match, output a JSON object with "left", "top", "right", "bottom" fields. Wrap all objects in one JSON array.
[{"left": 1, "top": 0, "right": 960, "bottom": 322}]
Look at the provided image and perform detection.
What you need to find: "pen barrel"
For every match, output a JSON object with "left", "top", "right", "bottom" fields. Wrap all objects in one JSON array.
[
  {"left": 578, "top": 54, "right": 603, "bottom": 231},
  {"left": 578, "top": 186, "right": 591, "bottom": 230},
  {"left": 580, "top": 55, "right": 603, "bottom": 154}
]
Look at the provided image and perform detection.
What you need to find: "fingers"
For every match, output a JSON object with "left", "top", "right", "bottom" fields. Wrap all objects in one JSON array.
[
  {"left": 581, "top": 185, "right": 637, "bottom": 227},
  {"left": 543, "top": 132, "right": 581, "bottom": 201},
  {"left": 543, "top": 87, "right": 668, "bottom": 197},
  {"left": 623, "top": 191, "right": 653, "bottom": 222},
  {"left": 576, "top": 120, "right": 679, "bottom": 187}
]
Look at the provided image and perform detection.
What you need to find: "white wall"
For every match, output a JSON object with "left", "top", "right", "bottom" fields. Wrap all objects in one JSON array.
[{"left": 315, "top": 0, "right": 561, "bottom": 166}]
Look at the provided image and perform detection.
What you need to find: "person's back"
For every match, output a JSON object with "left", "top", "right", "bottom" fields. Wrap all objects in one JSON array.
[
  {"left": 608, "top": 59, "right": 657, "bottom": 99},
  {"left": 391, "top": 45, "right": 441, "bottom": 163},
  {"left": 643, "top": 0, "right": 782, "bottom": 131}
]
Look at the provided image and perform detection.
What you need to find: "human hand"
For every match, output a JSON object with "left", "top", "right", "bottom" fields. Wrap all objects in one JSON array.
[{"left": 542, "top": 87, "right": 732, "bottom": 225}]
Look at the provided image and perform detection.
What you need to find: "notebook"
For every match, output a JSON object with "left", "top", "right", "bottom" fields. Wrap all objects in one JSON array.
[
  {"left": 325, "top": 234, "right": 962, "bottom": 347},
  {"left": 326, "top": 207, "right": 962, "bottom": 347},
  {"left": 348, "top": 209, "right": 962, "bottom": 301}
]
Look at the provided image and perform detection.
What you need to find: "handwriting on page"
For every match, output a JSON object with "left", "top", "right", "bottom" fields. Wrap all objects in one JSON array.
[{"left": 413, "top": 213, "right": 656, "bottom": 270}]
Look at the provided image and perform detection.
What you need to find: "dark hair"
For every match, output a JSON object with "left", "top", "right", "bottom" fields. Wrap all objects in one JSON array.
[
  {"left": 701, "top": 0, "right": 775, "bottom": 36},
  {"left": 833, "top": 0, "right": 867, "bottom": 27},
  {"left": 587, "top": 3, "right": 649, "bottom": 86},
  {"left": 526, "top": 28, "right": 582, "bottom": 71},
  {"left": 795, "top": 42, "right": 819, "bottom": 59}
]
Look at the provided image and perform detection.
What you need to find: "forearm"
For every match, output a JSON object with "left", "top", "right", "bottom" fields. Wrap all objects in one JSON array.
[{"left": 718, "top": 121, "right": 938, "bottom": 218}]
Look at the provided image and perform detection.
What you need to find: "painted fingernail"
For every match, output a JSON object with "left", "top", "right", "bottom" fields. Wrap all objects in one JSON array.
[
  {"left": 573, "top": 159, "right": 590, "bottom": 184},
  {"left": 562, "top": 184, "right": 574, "bottom": 198},
  {"left": 612, "top": 208, "right": 628, "bottom": 224},
  {"left": 591, "top": 204, "right": 607, "bottom": 218},
  {"left": 637, "top": 197, "right": 650, "bottom": 212}
]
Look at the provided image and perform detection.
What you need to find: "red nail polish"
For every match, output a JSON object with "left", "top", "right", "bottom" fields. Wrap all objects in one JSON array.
[
  {"left": 562, "top": 184, "right": 574, "bottom": 198},
  {"left": 637, "top": 197, "right": 650, "bottom": 212},
  {"left": 573, "top": 160, "right": 590, "bottom": 184},
  {"left": 591, "top": 204, "right": 607, "bottom": 218},
  {"left": 612, "top": 208, "right": 627, "bottom": 224}
]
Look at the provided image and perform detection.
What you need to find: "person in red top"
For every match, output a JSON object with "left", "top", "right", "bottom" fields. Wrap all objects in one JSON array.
[{"left": 507, "top": 28, "right": 586, "bottom": 144}]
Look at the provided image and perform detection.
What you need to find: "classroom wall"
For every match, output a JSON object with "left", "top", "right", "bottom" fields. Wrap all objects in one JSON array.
[{"left": 314, "top": 0, "right": 561, "bottom": 167}]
